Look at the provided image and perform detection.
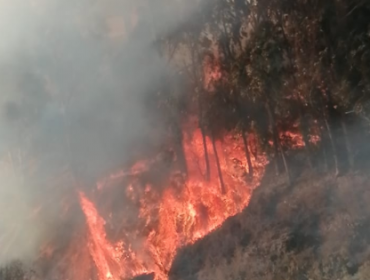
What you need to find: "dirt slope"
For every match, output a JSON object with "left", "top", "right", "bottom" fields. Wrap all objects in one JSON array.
[{"left": 169, "top": 171, "right": 370, "bottom": 280}]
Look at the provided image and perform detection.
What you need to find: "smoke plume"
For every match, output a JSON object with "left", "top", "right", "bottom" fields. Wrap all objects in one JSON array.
[{"left": 0, "top": 0, "right": 199, "bottom": 267}]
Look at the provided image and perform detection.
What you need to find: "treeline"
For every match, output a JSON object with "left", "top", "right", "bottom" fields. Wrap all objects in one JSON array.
[
  {"left": 2, "top": 0, "right": 369, "bottom": 185},
  {"left": 152, "top": 0, "right": 370, "bottom": 184},
  {"left": 1, "top": 1, "right": 370, "bottom": 278}
]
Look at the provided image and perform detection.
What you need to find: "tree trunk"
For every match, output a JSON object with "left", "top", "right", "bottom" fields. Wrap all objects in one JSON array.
[
  {"left": 241, "top": 129, "right": 254, "bottom": 178},
  {"left": 299, "top": 109, "right": 313, "bottom": 169},
  {"left": 201, "top": 127, "right": 211, "bottom": 181},
  {"left": 198, "top": 86, "right": 210, "bottom": 181},
  {"left": 235, "top": 98, "right": 254, "bottom": 177},
  {"left": 341, "top": 115, "right": 354, "bottom": 170},
  {"left": 279, "top": 20, "right": 313, "bottom": 171},
  {"left": 265, "top": 101, "right": 281, "bottom": 175},
  {"left": 279, "top": 143, "right": 291, "bottom": 186},
  {"left": 169, "top": 118, "right": 188, "bottom": 175},
  {"left": 189, "top": 36, "right": 211, "bottom": 181},
  {"left": 271, "top": 125, "right": 281, "bottom": 175},
  {"left": 265, "top": 101, "right": 291, "bottom": 184},
  {"left": 211, "top": 133, "right": 226, "bottom": 194},
  {"left": 322, "top": 144, "right": 329, "bottom": 172},
  {"left": 320, "top": 89, "right": 340, "bottom": 176},
  {"left": 324, "top": 116, "right": 340, "bottom": 176},
  {"left": 175, "top": 135, "right": 188, "bottom": 176}
]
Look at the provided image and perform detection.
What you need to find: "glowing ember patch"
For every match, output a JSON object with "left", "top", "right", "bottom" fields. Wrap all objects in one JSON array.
[
  {"left": 309, "top": 134, "right": 321, "bottom": 145},
  {"left": 280, "top": 130, "right": 305, "bottom": 148},
  {"left": 203, "top": 55, "right": 222, "bottom": 91}
]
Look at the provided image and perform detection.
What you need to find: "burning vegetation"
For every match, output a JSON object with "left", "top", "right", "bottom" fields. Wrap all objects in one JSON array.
[
  {"left": 1, "top": 0, "right": 370, "bottom": 280},
  {"left": 61, "top": 111, "right": 270, "bottom": 280}
]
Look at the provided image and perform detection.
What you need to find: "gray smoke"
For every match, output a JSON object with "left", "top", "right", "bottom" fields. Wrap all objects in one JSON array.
[{"left": 0, "top": 0, "right": 201, "bottom": 267}]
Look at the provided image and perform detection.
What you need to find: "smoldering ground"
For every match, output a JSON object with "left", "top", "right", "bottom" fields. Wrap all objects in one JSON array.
[{"left": 0, "top": 0, "right": 203, "bottom": 268}]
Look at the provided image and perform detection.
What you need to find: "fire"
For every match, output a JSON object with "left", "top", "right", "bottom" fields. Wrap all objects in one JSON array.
[
  {"left": 79, "top": 192, "right": 121, "bottom": 280},
  {"left": 78, "top": 117, "right": 268, "bottom": 280},
  {"left": 278, "top": 123, "right": 321, "bottom": 149},
  {"left": 203, "top": 54, "right": 222, "bottom": 91},
  {"left": 280, "top": 130, "right": 305, "bottom": 148}
]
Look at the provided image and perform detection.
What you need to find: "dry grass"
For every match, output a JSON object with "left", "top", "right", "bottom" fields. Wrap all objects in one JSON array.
[
  {"left": 2, "top": 167, "right": 370, "bottom": 280},
  {"left": 169, "top": 171, "right": 370, "bottom": 280}
]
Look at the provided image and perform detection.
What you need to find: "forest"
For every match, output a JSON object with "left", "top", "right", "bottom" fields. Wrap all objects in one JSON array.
[
  {"left": 152, "top": 0, "right": 370, "bottom": 184},
  {"left": 1, "top": 0, "right": 370, "bottom": 279},
  {"left": 1, "top": 0, "right": 370, "bottom": 188}
]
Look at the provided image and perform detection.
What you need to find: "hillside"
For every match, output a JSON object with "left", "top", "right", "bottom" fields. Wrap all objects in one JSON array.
[{"left": 169, "top": 170, "right": 370, "bottom": 280}]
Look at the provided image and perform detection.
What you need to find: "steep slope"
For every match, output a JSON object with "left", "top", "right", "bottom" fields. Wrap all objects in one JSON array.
[{"left": 169, "top": 171, "right": 370, "bottom": 280}]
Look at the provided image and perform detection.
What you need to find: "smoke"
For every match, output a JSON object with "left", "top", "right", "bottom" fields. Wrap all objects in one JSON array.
[{"left": 0, "top": 0, "right": 200, "bottom": 268}]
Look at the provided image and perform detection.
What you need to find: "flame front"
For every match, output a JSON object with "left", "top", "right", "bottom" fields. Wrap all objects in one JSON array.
[
  {"left": 79, "top": 192, "right": 121, "bottom": 280},
  {"left": 79, "top": 118, "right": 268, "bottom": 280}
]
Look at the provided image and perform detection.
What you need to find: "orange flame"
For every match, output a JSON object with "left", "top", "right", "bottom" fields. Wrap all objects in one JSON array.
[
  {"left": 79, "top": 192, "right": 121, "bottom": 280},
  {"left": 280, "top": 130, "right": 305, "bottom": 148},
  {"left": 79, "top": 118, "right": 268, "bottom": 280}
]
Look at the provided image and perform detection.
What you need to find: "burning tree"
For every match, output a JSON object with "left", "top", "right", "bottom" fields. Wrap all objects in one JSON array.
[{"left": 1, "top": 0, "right": 370, "bottom": 279}]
